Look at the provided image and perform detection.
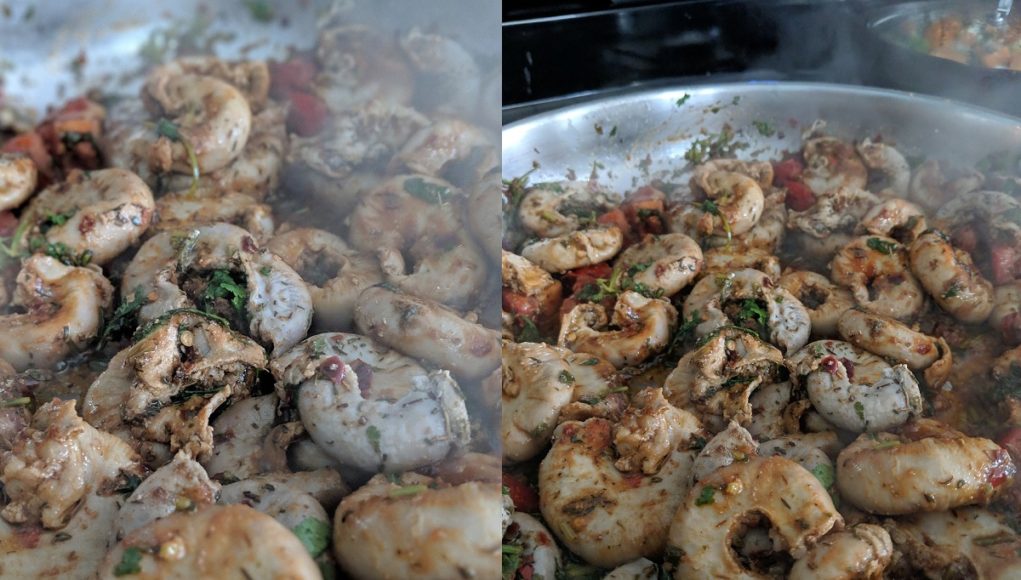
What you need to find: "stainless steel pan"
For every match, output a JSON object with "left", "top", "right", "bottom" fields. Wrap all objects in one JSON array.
[
  {"left": 862, "top": 0, "right": 1021, "bottom": 117},
  {"left": 502, "top": 82, "right": 1021, "bottom": 192}
]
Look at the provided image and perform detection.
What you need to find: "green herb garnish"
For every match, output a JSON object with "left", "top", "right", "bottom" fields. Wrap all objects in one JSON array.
[
  {"left": 697, "top": 199, "right": 733, "bottom": 245},
  {"left": 243, "top": 0, "right": 274, "bottom": 22},
  {"left": 558, "top": 370, "right": 575, "bottom": 384},
  {"left": 0, "top": 397, "right": 30, "bottom": 408},
  {"left": 751, "top": 120, "right": 775, "bottom": 137},
  {"left": 866, "top": 237, "right": 898, "bottom": 255},
  {"left": 388, "top": 484, "right": 427, "bottom": 498},
  {"left": 404, "top": 177, "right": 452, "bottom": 205},
  {"left": 810, "top": 463, "right": 835, "bottom": 490},
  {"left": 502, "top": 544, "right": 523, "bottom": 580},
  {"left": 854, "top": 401, "right": 866, "bottom": 423},
  {"left": 291, "top": 518, "right": 330, "bottom": 558},
  {"left": 695, "top": 486, "right": 716, "bottom": 506},
  {"left": 155, "top": 117, "right": 200, "bottom": 197},
  {"left": 99, "top": 286, "right": 148, "bottom": 347},
  {"left": 201, "top": 269, "right": 247, "bottom": 319},
  {"left": 113, "top": 546, "right": 143, "bottom": 576},
  {"left": 676, "top": 94, "right": 691, "bottom": 107},
  {"left": 366, "top": 425, "right": 382, "bottom": 454}
]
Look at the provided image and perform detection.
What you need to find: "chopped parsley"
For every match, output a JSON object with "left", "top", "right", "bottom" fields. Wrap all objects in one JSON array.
[
  {"left": 697, "top": 199, "right": 733, "bottom": 245},
  {"left": 38, "top": 240, "right": 93, "bottom": 267},
  {"left": 99, "top": 286, "right": 148, "bottom": 347},
  {"left": 388, "top": 484, "right": 427, "bottom": 498},
  {"left": 854, "top": 401, "right": 866, "bottom": 423},
  {"left": 751, "top": 120, "right": 775, "bottom": 137},
  {"left": 734, "top": 299, "right": 769, "bottom": 332},
  {"left": 558, "top": 370, "right": 575, "bottom": 384},
  {"left": 502, "top": 544, "right": 523, "bottom": 580},
  {"left": 515, "top": 316, "right": 543, "bottom": 343},
  {"left": 243, "top": 0, "right": 274, "bottom": 22},
  {"left": 40, "top": 210, "right": 75, "bottom": 232},
  {"left": 291, "top": 518, "right": 330, "bottom": 558},
  {"left": 404, "top": 177, "right": 453, "bottom": 205},
  {"left": 675, "top": 94, "right": 691, "bottom": 107},
  {"left": 683, "top": 127, "right": 748, "bottom": 165},
  {"left": 0, "top": 397, "right": 30, "bottom": 408},
  {"left": 113, "top": 546, "right": 143, "bottom": 576},
  {"left": 132, "top": 308, "right": 229, "bottom": 341},
  {"left": 201, "top": 269, "right": 248, "bottom": 319},
  {"left": 575, "top": 264, "right": 665, "bottom": 302},
  {"left": 366, "top": 425, "right": 382, "bottom": 454},
  {"left": 810, "top": 463, "right": 835, "bottom": 490},
  {"left": 695, "top": 486, "right": 716, "bottom": 506},
  {"left": 155, "top": 118, "right": 200, "bottom": 196},
  {"left": 580, "top": 358, "right": 600, "bottom": 366},
  {"left": 866, "top": 237, "right": 898, "bottom": 255},
  {"left": 942, "top": 282, "right": 962, "bottom": 299}
]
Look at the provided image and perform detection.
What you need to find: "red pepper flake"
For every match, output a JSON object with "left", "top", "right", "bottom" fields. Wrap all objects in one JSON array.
[
  {"left": 318, "top": 356, "right": 346, "bottom": 384},
  {"left": 78, "top": 213, "right": 95, "bottom": 235}
]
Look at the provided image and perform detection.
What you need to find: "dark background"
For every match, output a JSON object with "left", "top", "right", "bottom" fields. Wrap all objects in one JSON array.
[{"left": 502, "top": 0, "right": 1021, "bottom": 121}]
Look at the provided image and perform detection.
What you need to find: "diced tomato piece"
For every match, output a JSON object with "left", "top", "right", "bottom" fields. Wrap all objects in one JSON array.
[
  {"left": 999, "top": 428, "right": 1021, "bottom": 463},
  {"left": 952, "top": 225, "right": 979, "bottom": 254},
  {"left": 596, "top": 207, "right": 631, "bottom": 238},
  {"left": 564, "top": 263, "right": 613, "bottom": 294},
  {"left": 622, "top": 187, "right": 667, "bottom": 238},
  {"left": 269, "top": 56, "right": 319, "bottom": 99},
  {"left": 2, "top": 132, "right": 52, "bottom": 174},
  {"left": 773, "top": 157, "right": 804, "bottom": 184},
  {"left": 784, "top": 181, "right": 816, "bottom": 212},
  {"left": 285, "top": 90, "right": 329, "bottom": 137},
  {"left": 559, "top": 296, "right": 581, "bottom": 318},
  {"left": 518, "top": 563, "right": 534, "bottom": 580},
  {"left": 0, "top": 212, "right": 17, "bottom": 238},
  {"left": 991, "top": 244, "right": 1021, "bottom": 285},
  {"left": 503, "top": 290, "right": 539, "bottom": 318},
  {"left": 502, "top": 473, "right": 539, "bottom": 513},
  {"left": 988, "top": 448, "right": 1015, "bottom": 488}
]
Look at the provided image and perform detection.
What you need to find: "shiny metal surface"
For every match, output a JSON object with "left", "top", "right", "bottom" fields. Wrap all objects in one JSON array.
[{"left": 503, "top": 82, "right": 1021, "bottom": 194}]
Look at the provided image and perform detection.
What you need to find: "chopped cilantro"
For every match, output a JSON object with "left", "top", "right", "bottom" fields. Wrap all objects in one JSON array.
[
  {"left": 404, "top": 177, "right": 452, "bottom": 205},
  {"left": 735, "top": 299, "right": 769, "bottom": 331},
  {"left": 697, "top": 199, "right": 733, "bottom": 244},
  {"left": 675, "top": 94, "right": 691, "bottom": 107},
  {"left": 854, "top": 401, "right": 866, "bottom": 423},
  {"left": 810, "top": 463, "right": 835, "bottom": 490},
  {"left": 201, "top": 269, "right": 248, "bottom": 319},
  {"left": 580, "top": 358, "right": 600, "bottom": 366},
  {"left": 243, "top": 0, "right": 274, "bottom": 22},
  {"left": 683, "top": 127, "right": 748, "bottom": 165},
  {"left": 502, "top": 544, "right": 523, "bottom": 580},
  {"left": 515, "top": 316, "right": 543, "bottom": 343},
  {"left": 99, "top": 286, "right": 148, "bottom": 347},
  {"left": 695, "top": 486, "right": 716, "bottom": 506},
  {"left": 366, "top": 425, "right": 382, "bottom": 454},
  {"left": 866, "top": 237, "right": 898, "bottom": 255},
  {"left": 154, "top": 118, "right": 199, "bottom": 196},
  {"left": 558, "top": 370, "right": 575, "bottom": 384},
  {"left": 113, "top": 546, "right": 143, "bottom": 576},
  {"left": 751, "top": 120, "right": 775, "bottom": 137},
  {"left": 943, "top": 283, "right": 962, "bottom": 299},
  {"left": 388, "top": 484, "right": 427, "bottom": 498},
  {"left": 291, "top": 518, "right": 330, "bottom": 558}
]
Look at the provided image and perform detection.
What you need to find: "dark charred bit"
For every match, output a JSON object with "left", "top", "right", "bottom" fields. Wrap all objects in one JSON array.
[
  {"left": 561, "top": 492, "right": 616, "bottom": 517},
  {"left": 351, "top": 359, "right": 373, "bottom": 395}
]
